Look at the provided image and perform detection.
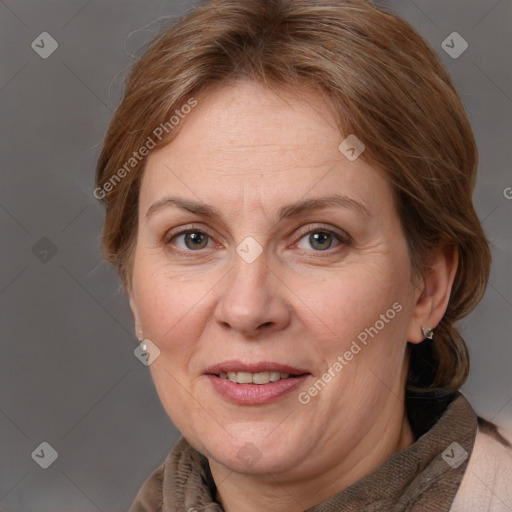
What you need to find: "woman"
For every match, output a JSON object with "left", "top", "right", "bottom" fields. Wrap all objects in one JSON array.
[{"left": 95, "top": 0, "right": 512, "bottom": 510}]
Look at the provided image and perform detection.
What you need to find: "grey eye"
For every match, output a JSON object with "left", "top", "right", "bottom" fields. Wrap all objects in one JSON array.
[{"left": 297, "top": 231, "right": 341, "bottom": 251}]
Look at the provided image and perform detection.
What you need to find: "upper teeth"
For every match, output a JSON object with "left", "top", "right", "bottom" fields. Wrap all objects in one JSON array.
[{"left": 219, "top": 371, "right": 291, "bottom": 384}]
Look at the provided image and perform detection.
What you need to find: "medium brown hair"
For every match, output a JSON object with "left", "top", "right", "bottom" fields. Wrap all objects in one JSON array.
[{"left": 95, "top": 0, "right": 491, "bottom": 391}]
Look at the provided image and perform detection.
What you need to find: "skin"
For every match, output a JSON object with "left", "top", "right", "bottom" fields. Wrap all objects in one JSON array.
[{"left": 128, "top": 80, "right": 458, "bottom": 512}]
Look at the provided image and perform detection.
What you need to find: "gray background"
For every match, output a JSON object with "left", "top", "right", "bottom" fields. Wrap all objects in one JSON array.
[{"left": 0, "top": 0, "right": 510, "bottom": 510}]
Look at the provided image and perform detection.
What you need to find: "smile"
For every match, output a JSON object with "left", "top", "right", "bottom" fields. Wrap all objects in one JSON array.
[
  {"left": 217, "top": 371, "right": 296, "bottom": 384},
  {"left": 204, "top": 361, "right": 310, "bottom": 404}
]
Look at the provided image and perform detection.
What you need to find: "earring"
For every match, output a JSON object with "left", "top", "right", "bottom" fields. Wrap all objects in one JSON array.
[
  {"left": 136, "top": 321, "right": 143, "bottom": 342},
  {"left": 422, "top": 327, "right": 435, "bottom": 340}
]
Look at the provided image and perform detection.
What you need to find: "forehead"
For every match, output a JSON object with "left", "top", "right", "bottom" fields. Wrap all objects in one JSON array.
[{"left": 140, "top": 80, "right": 390, "bottom": 215}]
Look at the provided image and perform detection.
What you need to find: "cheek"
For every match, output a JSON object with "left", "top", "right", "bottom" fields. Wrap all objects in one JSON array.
[
  {"left": 132, "top": 265, "right": 217, "bottom": 431},
  {"left": 130, "top": 266, "right": 222, "bottom": 421},
  {"left": 305, "top": 262, "right": 412, "bottom": 394},
  {"left": 308, "top": 277, "right": 410, "bottom": 422},
  {"left": 134, "top": 261, "right": 217, "bottom": 344},
  {"left": 307, "top": 262, "right": 408, "bottom": 338}
]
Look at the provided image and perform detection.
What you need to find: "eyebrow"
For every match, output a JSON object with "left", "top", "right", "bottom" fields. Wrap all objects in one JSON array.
[{"left": 145, "top": 193, "right": 371, "bottom": 222}]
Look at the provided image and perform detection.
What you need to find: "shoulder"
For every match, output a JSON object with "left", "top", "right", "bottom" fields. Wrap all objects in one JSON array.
[
  {"left": 450, "top": 420, "right": 512, "bottom": 511},
  {"left": 129, "top": 461, "right": 165, "bottom": 512}
]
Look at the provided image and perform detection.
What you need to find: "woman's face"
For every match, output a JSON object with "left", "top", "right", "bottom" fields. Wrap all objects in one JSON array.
[{"left": 129, "top": 81, "right": 424, "bottom": 479}]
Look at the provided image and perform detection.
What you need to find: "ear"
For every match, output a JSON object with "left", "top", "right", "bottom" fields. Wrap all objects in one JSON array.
[{"left": 406, "top": 245, "right": 459, "bottom": 343}]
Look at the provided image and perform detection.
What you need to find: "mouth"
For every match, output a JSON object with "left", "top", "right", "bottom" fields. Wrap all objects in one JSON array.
[
  {"left": 203, "top": 361, "right": 310, "bottom": 404},
  {"left": 204, "top": 361, "right": 309, "bottom": 381},
  {"left": 215, "top": 370, "right": 302, "bottom": 384}
]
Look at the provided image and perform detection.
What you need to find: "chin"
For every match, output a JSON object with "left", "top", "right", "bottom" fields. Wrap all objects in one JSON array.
[
  {"left": 197, "top": 428, "right": 308, "bottom": 475},
  {"left": 215, "top": 446, "right": 300, "bottom": 475}
]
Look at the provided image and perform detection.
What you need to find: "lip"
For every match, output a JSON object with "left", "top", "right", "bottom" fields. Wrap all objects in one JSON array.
[
  {"left": 203, "top": 360, "right": 310, "bottom": 405},
  {"left": 204, "top": 360, "right": 309, "bottom": 375}
]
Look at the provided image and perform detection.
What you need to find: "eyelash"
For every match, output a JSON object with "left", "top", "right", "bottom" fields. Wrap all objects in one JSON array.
[{"left": 164, "top": 223, "right": 351, "bottom": 256}]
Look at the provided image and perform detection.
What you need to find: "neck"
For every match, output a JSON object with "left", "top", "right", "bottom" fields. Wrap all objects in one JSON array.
[{"left": 209, "top": 408, "right": 415, "bottom": 512}]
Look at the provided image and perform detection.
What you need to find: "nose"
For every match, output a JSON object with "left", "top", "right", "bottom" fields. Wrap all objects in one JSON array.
[{"left": 214, "top": 251, "right": 292, "bottom": 338}]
